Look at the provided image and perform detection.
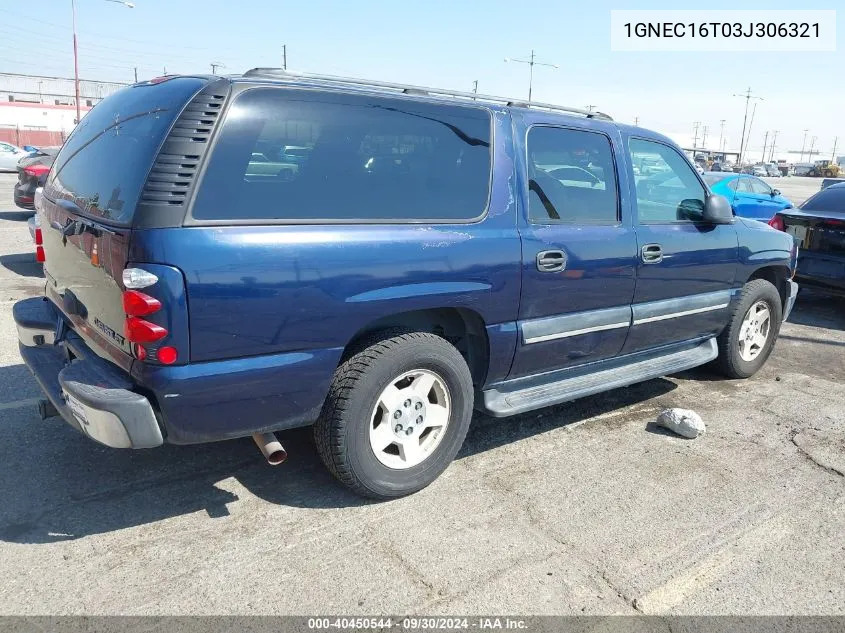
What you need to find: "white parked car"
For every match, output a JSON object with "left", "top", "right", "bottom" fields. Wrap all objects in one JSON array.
[{"left": 0, "top": 142, "right": 35, "bottom": 172}]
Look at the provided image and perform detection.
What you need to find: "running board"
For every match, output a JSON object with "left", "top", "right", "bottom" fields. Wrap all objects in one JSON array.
[{"left": 481, "top": 338, "right": 718, "bottom": 417}]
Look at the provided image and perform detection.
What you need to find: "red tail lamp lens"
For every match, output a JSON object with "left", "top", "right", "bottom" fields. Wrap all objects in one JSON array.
[
  {"left": 125, "top": 317, "right": 167, "bottom": 343},
  {"left": 123, "top": 290, "right": 161, "bottom": 317},
  {"left": 156, "top": 346, "right": 178, "bottom": 365},
  {"left": 768, "top": 215, "right": 785, "bottom": 231},
  {"left": 34, "top": 228, "right": 43, "bottom": 245},
  {"left": 134, "top": 344, "right": 147, "bottom": 361},
  {"left": 35, "top": 246, "right": 45, "bottom": 262},
  {"left": 24, "top": 164, "right": 50, "bottom": 178}
]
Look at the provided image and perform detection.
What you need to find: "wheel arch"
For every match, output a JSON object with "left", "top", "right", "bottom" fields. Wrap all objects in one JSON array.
[
  {"left": 342, "top": 308, "right": 490, "bottom": 388},
  {"left": 745, "top": 265, "right": 792, "bottom": 315}
]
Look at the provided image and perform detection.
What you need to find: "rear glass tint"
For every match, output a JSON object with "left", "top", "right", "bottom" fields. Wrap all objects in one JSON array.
[
  {"left": 46, "top": 77, "right": 206, "bottom": 225},
  {"left": 191, "top": 88, "right": 492, "bottom": 222},
  {"left": 801, "top": 186, "right": 845, "bottom": 212},
  {"left": 702, "top": 173, "right": 728, "bottom": 186}
]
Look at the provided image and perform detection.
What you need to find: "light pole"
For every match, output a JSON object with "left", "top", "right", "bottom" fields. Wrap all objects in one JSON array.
[
  {"left": 504, "top": 50, "right": 558, "bottom": 104},
  {"left": 808, "top": 136, "right": 817, "bottom": 161},
  {"left": 71, "top": 0, "right": 134, "bottom": 124},
  {"left": 718, "top": 120, "right": 725, "bottom": 155}
]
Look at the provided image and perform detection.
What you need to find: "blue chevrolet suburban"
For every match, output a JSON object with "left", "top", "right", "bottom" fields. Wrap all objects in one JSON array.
[{"left": 14, "top": 70, "right": 798, "bottom": 498}]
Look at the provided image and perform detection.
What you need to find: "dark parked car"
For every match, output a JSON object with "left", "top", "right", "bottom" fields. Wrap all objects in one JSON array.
[
  {"left": 14, "top": 147, "right": 59, "bottom": 210},
  {"left": 14, "top": 71, "right": 797, "bottom": 499},
  {"left": 769, "top": 182, "right": 845, "bottom": 296}
]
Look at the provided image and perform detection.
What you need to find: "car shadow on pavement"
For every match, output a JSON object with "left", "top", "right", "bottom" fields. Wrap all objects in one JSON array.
[
  {"left": 0, "top": 366, "right": 678, "bottom": 543},
  {"left": 0, "top": 253, "right": 43, "bottom": 279},
  {"left": 786, "top": 290, "right": 845, "bottom": 331}
]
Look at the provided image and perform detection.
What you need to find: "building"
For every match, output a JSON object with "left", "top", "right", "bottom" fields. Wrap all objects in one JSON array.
[{"left": 0, "top": 72, "right": 127, "bottom": 147}]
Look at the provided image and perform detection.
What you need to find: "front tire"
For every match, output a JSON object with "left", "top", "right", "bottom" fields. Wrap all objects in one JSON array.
[
  {"left": 715, "top": 279, "right": 782, "bottom": 378},
  {"left": 314, "top": 332, "right": 474, "bottom": 499}
]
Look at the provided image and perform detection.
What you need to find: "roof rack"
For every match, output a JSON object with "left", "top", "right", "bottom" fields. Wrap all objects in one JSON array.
[{"left": 242, "top": 68, "right": 613, "bottom": 121}]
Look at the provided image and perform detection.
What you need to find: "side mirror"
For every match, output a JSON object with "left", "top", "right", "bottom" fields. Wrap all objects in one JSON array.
[
  {"left": 771, "top": 189, "right": 781, "bottom": 196},
  {"left": 702, "top": 194, "right": 734, "bottom": 224}
]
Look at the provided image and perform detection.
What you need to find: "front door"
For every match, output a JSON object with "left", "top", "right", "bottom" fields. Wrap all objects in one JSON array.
[
  {"left": 510, "top": 123, "right": 637, "bottom": 379},
  {"left": 623, "top": 136, "right": 738, "bottom": 356}
]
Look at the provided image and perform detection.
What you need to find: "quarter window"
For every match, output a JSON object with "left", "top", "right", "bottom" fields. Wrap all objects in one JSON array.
[
  {"left": 525, "top": 126, "right": 618, "bottom": 223},
  {"left": 629, "top": 138, "right": 707, "bottom": 223},
  {"left": 191, "top": 89, "right": 492, "bottom": 222}
]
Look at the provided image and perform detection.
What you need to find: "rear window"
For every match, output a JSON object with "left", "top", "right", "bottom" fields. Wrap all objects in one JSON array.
[
  {"left": 702, "top": 173, "right": 728, "bottom": 186},
  {"left": 46, "top": 77, "right": 207, "bottom": 225},
  {"left": 190, "top": 88, "right": 492, "bottom": 222},
  {"left": 801, "top": 186, "right": 845, "bottom": 213}
]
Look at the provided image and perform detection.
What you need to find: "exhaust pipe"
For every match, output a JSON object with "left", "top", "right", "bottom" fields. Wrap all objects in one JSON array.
[{"left": 252, "top": 432, "right": 287, "bottom": 466}]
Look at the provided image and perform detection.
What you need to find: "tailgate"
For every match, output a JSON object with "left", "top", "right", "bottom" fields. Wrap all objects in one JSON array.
[{"left": 38, "top": 76, "right": 211, "bottom": 369}]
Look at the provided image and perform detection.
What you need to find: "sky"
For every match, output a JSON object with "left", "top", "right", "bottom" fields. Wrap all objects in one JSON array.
[{"left": 1, "top": 0, "right": 842, "bottom": 161}]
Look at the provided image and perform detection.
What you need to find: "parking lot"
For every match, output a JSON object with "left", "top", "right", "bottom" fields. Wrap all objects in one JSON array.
[{"left": 0, "top": 172, "right": 843, "bottom": 615}]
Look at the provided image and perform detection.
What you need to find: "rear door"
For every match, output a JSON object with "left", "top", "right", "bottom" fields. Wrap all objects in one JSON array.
[
  {"left": 39, "top": 77, "right": 209, "bottom": 369},
  {"left": 623, "top": 136, "right": 738, "bottom": 355},
  {"left": 509, "top": 119, "right": 636, "bottom": 379}
]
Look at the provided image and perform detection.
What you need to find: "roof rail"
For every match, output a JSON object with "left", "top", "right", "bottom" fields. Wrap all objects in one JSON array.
[{"left": 242, "top": 68, "right": 613, "bottom": 121}]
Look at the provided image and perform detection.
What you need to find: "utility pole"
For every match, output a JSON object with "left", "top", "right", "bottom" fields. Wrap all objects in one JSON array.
[
  {"left": 633, "top": 116, "right": 639, "bottom": 126},
  {"left": 800, "top": 129, "right": 809, "bottom": 162},
  {"left": 761, "top": 131, "right": 769, "bottom": 162},
  {"left": 733, "top": 87, "right": 763, "bottom": 167},
  {"left": 134, "top": 67, "right": 138, "bottom": 83},
  {"left": 743, "top": 102, "right": 758, "bottom": 165},
  {"left": 504, "top": 50, "right": 558, "bottom": 104},
  {"left": 692, "top": 121, "right": 701, "bottom": 150},
  {"left": 701, "top": 125, "right": 709, "bottom": 150},
  {"left": 163, "top": 66, "right": 167, "bottom": 75},
  {"left": 808, "top": 136, "right": 817, "bottom": 161},
  {"left": 718, "top": 120, "right": 726, "bottom": 155},
  {"left": 210, "top": 63, "right": 220, "bottom": 75},
  {"left": 832, "top": 137, "right": 839, "bottom": 162},
  {"left": 283, "top": 44, "right": 287, "bottom": 70},
  {"left": 769, "top": 130, "right": 779, "bottom": 162},
  {"left": 585, "top": 105, "right": 596, "bottom": 113},
  {"left": 472, "top": 80, "right": 478, "bottom": 94}
]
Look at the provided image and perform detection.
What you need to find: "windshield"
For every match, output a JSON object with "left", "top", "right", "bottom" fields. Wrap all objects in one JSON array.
[{"left": 45, "top": 77, "right": 207, "bottom": 225}]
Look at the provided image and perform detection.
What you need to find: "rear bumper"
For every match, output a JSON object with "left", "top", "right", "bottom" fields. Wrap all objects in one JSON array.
[
  {"left": 13, "top": 182, "right": 35, "bottom": 210},
  {"left": 794, "top": 252, "right": 845, "bottom": 297},
  {"left": 14, "top": 297, "right": 163, "bottom": 449}
]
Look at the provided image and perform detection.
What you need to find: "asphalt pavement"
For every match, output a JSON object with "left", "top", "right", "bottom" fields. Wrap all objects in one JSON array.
[{"left": 0, "top": 173, "right": 843, "bottom": 616}]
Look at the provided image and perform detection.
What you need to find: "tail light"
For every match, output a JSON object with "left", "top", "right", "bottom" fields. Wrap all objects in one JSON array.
[
  {"left": 125, "top": 316, "right": 167, "bottom": 343},
  {"left": 24, "top": 164, "right": 50, "bottom": 179},
  {"left": 768, "top": 215, "right": 785, "bottom": 231},
  {"left": 35, "top": 246, "right": 45, "bottom": 263},
  {"left": 123, "top": 290, "right": 161, "bottom": 316}
]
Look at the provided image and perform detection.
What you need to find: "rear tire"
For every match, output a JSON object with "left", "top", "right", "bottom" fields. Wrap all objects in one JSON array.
[
  {"left": 314, "top": 331, "right": 474, "bottom": 499},
  {"left": 715, "top": 279, "right": 782, "bottom": 379}
]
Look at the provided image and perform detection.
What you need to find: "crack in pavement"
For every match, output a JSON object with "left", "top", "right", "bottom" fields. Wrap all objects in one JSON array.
[{"left": 789, "top": 428, "right": 845, "bottom": 478}]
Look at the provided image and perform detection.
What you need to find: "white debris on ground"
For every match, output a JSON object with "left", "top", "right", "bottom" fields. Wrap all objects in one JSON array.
[{"left": 656, "top": 408, "right": 706, "bottom": 439}]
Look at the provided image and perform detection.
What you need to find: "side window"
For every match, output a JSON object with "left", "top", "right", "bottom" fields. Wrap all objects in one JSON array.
[
  {"left": 749, "top": 178, "right": 772, "bottom": 195},
  {"left": 629, "top": 138, "right": 707, "bottom": 223},
  {"left": 734, "top": 178, "right": 753, "bottom": 193},
  {"left": 191, "top": 88, "right": 492, "bottom": 222},
  {"left": 526, "top": 126, "right": 618, "bottom": 224}
]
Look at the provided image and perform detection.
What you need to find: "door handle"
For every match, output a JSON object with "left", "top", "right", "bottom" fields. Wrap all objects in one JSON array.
[
  {"left": 641, "top": 243, "right": 663, "bottom": 264},
  {"left": 536, "top": 250, "right": 567, "bottom": 272}
]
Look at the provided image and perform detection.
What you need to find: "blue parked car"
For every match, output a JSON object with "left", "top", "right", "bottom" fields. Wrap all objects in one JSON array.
[
  {"left": 703, "top": 172, "right": 793, "bottom": 222},
  {"left": 14, "top": 71, "right": 798, "bottom": 498}
]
